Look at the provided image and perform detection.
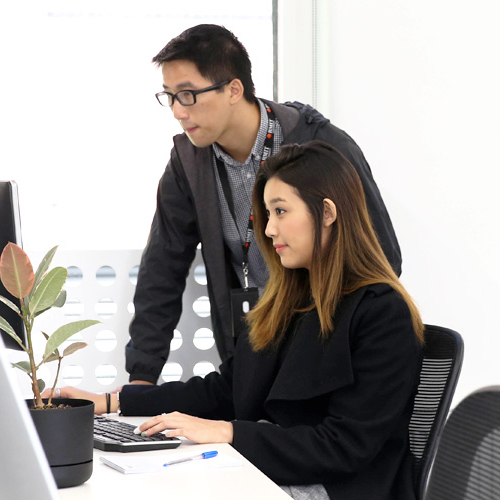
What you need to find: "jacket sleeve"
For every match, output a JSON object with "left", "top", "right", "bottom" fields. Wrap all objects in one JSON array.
[
  {"left": 231, "top": 288, "right": 421, "bottom": 485},
  {"left": 125, "top": 151, "right": 200, "bottom": 383},
  {"left": 120, "top": 356, "right": 236, "bottom": 420}
]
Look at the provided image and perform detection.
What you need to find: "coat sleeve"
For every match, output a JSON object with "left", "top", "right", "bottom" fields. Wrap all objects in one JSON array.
[
  {"left": 231, "top": 288, "right": 421, "bottom": 486},
  {"left": 120, "top": 356, "right": 236, "bottom": 420},
  {"left": 125, "top": 150, "right": 200, "bottom": 383}
]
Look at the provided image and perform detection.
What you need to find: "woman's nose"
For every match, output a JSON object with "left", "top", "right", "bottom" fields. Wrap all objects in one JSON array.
[{"left": 265, "top": 219, "right": 276, "bottom": 238}]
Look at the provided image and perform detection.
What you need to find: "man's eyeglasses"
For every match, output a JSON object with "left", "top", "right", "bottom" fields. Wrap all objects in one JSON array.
[{"left": 155, "top": 80, "right": 230, "bottom": 107}]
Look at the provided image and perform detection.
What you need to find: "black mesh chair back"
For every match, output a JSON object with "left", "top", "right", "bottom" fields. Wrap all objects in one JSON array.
[
  {"left": 425, "top": 386, "right": 500, "bottom": 500},
  {"left": 409, "top": 324, "right": 464, "bottom": 499}
]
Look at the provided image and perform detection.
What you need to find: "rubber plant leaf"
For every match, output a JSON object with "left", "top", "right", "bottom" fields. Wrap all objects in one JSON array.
[
  {"left": 0, "top": 316, "right": 24, "bottom": 348},
  {"left": 34, "top": 290, "right": 67, "bottom": 318},
  {"left": 0, "top": 242, "right": 34, "bottom": 299},
  {"left": 44, "top": 320, "right": 100, "bottom": 360},
  {"left": 29, "top": 267, "right": 68, "bottom": 316},
  {"left": 37, "top": 379, "right": 46, "bottom": 394},
  {"left": 62, "top": 341, "right": 88, "bottom": 357},
  {"left": 12, "top": 361, "right": 31, "bottom": 373},
  {"left": 28, "top": 246, "right": 58, "bottom": 301},
  {"left": 0, "top": 295, "right": 21, "bottom": 315}
]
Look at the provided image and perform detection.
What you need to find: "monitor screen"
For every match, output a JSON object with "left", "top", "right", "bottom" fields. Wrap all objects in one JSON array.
[{"left": 0, "top": 181, "right": 26, "bottom": 350}]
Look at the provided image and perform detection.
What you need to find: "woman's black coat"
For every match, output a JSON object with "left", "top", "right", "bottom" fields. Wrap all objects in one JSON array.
[{"left": 121, "top": 283, "right": 422, "bottom": 500}]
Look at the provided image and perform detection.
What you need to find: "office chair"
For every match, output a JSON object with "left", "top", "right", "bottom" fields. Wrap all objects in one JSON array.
[
  {"left": 424, "top": 386, "right": 500, "bottom": 500},
  {"left": 409, "top": 324, "right": 464, "bottom": 499}
]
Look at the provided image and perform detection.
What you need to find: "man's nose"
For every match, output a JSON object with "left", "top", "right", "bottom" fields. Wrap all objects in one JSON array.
[{"left": 172, "top": 99, "right": 188, "bottom": 120}]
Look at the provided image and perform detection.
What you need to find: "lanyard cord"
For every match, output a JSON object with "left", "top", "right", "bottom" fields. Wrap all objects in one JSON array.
[{"left": 215, "top": 105, "right": 276, "bottom": 288}]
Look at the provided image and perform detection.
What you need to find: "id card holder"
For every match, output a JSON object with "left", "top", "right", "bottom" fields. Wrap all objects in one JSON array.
[{"left": 230, "top": 287, "right": 259, "bottom": 339}]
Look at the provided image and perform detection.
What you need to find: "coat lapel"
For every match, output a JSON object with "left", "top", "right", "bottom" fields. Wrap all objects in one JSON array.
[{"left": 267, "top": 288, "right": 368, "bottom": 402}]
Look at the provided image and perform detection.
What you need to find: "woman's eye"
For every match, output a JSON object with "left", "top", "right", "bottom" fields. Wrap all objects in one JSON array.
[
  {"left": 276, "top": 208, "right": 285, "bottom": 215},
  {"left": 265, "top": 210, "right": 270, "bottom": 218}
]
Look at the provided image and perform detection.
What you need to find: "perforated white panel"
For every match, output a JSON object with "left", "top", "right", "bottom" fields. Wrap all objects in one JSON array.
[{"left": 11, "top": 248, "right": 221, "bottom": 395}]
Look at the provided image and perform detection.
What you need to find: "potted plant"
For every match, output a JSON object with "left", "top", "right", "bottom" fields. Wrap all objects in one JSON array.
[{"left": 0, "top": 242, "right": 100, "bottom": 488}]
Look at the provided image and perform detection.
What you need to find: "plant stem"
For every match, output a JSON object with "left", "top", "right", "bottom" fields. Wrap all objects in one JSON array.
[
  {"left": 48, "top": 357, "right": 63, "bottom": 406},
  {"left": 21, "top": 298, "right": 44, "bottom": 408}
]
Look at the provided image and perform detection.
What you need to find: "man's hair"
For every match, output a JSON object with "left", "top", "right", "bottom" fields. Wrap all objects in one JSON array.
[
  {"left": 152, "top": 24, "right": 256, "bottom": 103},
  {"left": 248, "top": 140, "right": 424, "bottom": 350}
]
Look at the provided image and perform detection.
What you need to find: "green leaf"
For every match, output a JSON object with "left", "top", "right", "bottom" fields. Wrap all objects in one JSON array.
[
  {"left": 0, "top": 316, "right": 25, "bottom": 348},
  {"left": 37, "top": 379, "right": 46, "bottom": 393},
  {"left": 12, "top": 361, "right": 31, "bottom": 373},
  {"left": 30, "top": 246, "right": 58, "bottom": 299},
  {"left": 0, "top": 243, "right": 34, "bottom": 299},
  {"left": 41, "top": 331, "right": 60, "bottom": 362},
  {"left": 62, "top": 341, "right": 88, "bottom": 357},
  {"left": 34, "top": 290, "right": 67, "bottom": 318},
  {"left": 29, "top": 267, "right": 68, "bottom": 315},
  {"left": 44, "top": 320, "right": 100, "bottom": 360},
  {"left": 43, "top": 352, "right": 60, "bottom": 363},
  {"left": 52, "top": 289, "right": 67, "bottom": 308},
  {"left": 0, "top": 295, "right": 21, "bottom": 315}
]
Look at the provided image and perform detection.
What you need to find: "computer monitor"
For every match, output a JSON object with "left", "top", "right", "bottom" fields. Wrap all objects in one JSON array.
[{"left": 0, "top": 181, "right": 26, "bottom": 350}]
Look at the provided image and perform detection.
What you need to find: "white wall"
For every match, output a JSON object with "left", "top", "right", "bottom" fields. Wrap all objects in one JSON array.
[
  {"left": 279, "top": 0, "right": 500, "bottom": 406},
  {"left": 0, "top": 1, "right": 273, "bottom": 253}
]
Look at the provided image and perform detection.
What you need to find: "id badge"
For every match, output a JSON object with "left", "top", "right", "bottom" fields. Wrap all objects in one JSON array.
[{"left": 230, "top": 287, "right": 259, "bottom": 339}]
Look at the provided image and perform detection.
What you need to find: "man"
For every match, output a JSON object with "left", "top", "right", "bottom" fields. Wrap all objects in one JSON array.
[{"left": 126, "top": 24, "right": 401, "bottom": 385}]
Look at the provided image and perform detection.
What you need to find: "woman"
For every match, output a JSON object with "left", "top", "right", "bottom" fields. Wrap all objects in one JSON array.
[{"left": 53, "top": 141, "right": 423, "bottom": 500}]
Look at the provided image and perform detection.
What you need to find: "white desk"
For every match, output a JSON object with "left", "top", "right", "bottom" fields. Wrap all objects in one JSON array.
[{"left": 59, "top": 416, "right": 290, "bottom": 500}]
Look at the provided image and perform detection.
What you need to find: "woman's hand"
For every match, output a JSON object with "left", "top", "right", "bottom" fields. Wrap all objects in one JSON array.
[
  {"left": 41, "top": 386, "right": 108, "bottom": 414},
  {"left": 137, "top": 411, "right": 234, "bottom": 444}
]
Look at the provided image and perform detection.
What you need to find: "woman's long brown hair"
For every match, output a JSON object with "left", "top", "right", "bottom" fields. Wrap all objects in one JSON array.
[{"left": 247, "top": 140, "right": 424, "bottom": 350}]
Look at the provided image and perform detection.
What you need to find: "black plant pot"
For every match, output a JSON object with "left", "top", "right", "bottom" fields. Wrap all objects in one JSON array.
[{"left": 28, "top": 398, "right": 94, "bottom": 488}]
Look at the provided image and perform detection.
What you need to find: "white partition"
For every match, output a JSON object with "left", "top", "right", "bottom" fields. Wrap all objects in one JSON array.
[{"left": 10, "top": 248, "right": 221, "bottom": 396}]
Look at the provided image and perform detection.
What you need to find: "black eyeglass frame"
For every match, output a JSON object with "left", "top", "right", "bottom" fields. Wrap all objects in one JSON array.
[{"left": 155, "top": 80, "right": 231, "bottom": 107}]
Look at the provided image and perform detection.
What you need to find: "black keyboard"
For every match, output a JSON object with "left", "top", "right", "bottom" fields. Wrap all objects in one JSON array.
[{"left": 93, "top": 415, "right": 182, "bottom": 452}]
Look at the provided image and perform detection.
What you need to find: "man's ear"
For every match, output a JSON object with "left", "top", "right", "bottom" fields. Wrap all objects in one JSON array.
[
  {"left": 323, "top": 198, "right": 337, "bottom": 227},
  {"left": 228, "top": 78, "right": 244, "bottom": 103}
]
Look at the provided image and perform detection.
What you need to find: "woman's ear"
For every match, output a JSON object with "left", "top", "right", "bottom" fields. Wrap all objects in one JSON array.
[
  {"left": 323, "top": 198, "right": 337, "bottom": 227},
  {"left": 228, "top": 78, "right": 244, "bottom": 103}
]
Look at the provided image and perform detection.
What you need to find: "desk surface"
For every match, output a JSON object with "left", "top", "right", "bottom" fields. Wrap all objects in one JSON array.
[{"left": 58, "top": 416, "right": 290, "bottom": 500}]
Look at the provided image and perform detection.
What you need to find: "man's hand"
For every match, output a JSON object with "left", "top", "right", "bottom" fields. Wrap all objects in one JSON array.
[{"left": 136, "top": 412, "right": 234, "bottom": 444}]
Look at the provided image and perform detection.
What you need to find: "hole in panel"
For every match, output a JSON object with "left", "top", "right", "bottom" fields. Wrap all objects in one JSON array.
[
  {"left": 193, "top": 361, "right": 215, "bottom": 378},
  {"left": 66, "top": 266, "right": 83, "bottom": 286},
  {"left": 193, "top": 328, "right": 215, "bottom": 350},
  {"left": 171, "top": 329, "right": 182, "bottom": 351},
  {"left": 62, "top": 365, "right": 84, "bottom": 386},
  {"left": 129, "top": 266, "right": 139, "bottom": 285},
  {"left": 63, "top": 299, "right": 84, "bottom": 317},
  {"left": 95, "top": 298, "right": 117, "bottom": 319},
  {"left": 193, "top": 296, "right": 210, "bottom": 318},
  {"left": 95, "top": 364, "right": 117, "bottom": 386},
  {"left": 95, "top": 330, "right": 117, "bottom": 352},
  {"left": 194, "top": 264, "right": 207, "bottom": 285},
  {"left": 96, "top": 266, "right": 116, "bottom": 286},
  {"left": 161, "top": 362, "right": 183, "bottom": 383}
]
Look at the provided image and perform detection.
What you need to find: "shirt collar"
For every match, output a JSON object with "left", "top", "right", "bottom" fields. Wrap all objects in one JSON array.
[{"left": 212, "top": 99, "right": 269, "bottom": 167}]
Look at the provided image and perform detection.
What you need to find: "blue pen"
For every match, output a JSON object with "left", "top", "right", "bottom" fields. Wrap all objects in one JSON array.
[{"left": 163, "top": 450, "right": 218, "bottom": 467}]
